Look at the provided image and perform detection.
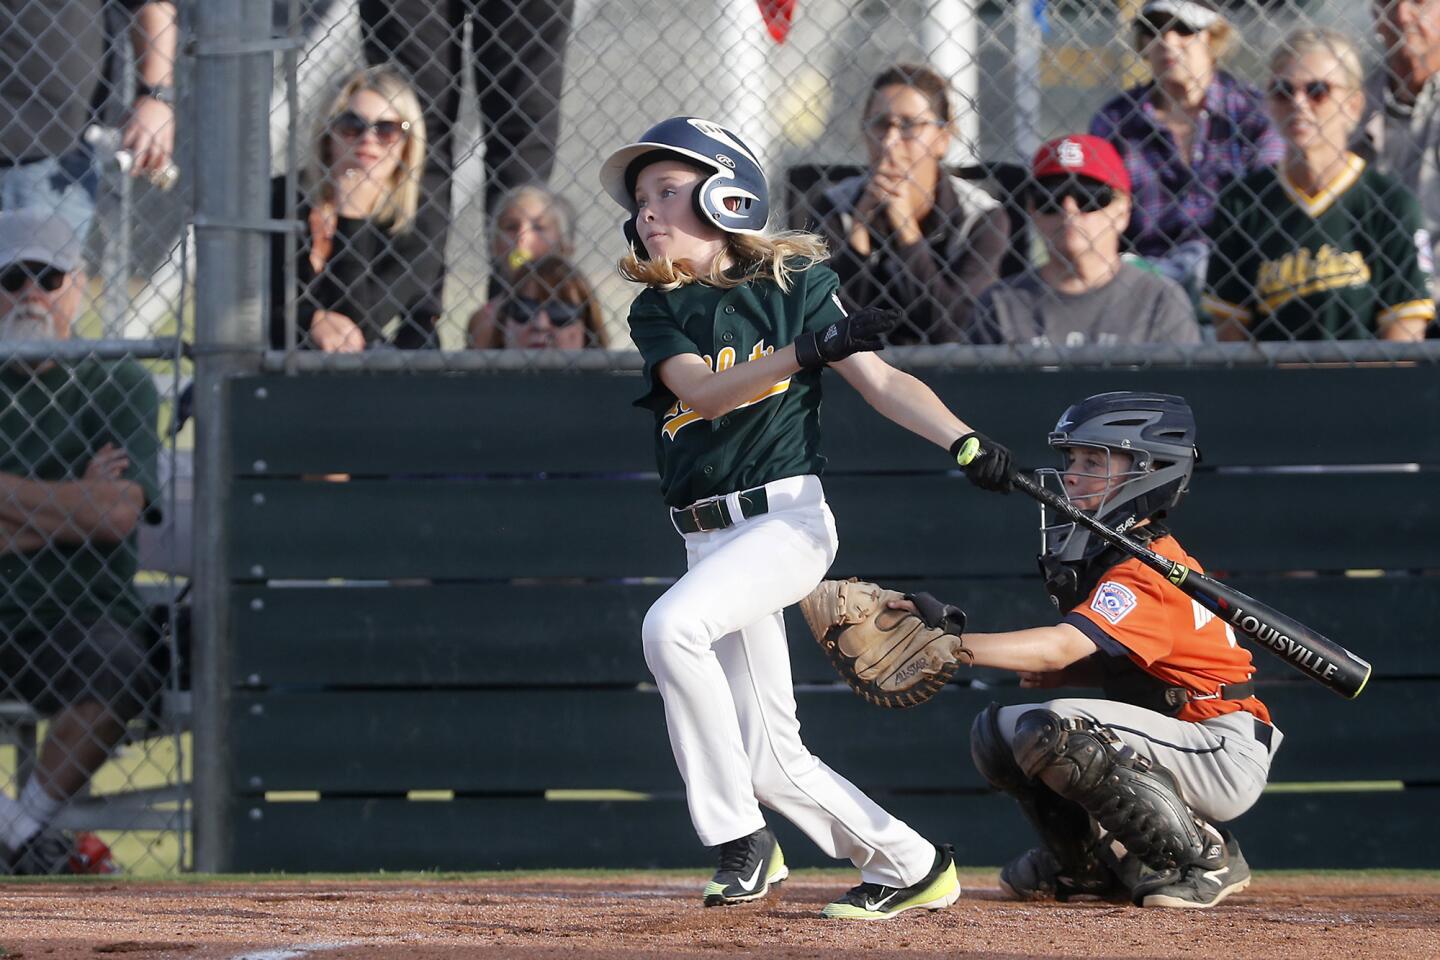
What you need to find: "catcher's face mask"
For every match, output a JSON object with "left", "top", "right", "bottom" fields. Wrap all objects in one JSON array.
[{"left": 1037, "top": 443, "right": 1146, "bottom": 561}]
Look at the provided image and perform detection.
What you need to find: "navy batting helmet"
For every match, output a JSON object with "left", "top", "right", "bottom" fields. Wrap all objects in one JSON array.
[
  {"left": 1039, "top": 392, "right": 1199, "bottom": 563},
  {"left": 599, "top": 117, "right": 769, "bottom": 255}
]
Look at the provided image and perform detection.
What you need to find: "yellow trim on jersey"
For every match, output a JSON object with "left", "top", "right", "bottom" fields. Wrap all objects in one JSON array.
[
  {"left": 1277, "top": 154, "right": 1365, "bottom": 218},
  {"left": 1377, "top": 298, "right": 1437, "bottom": 327},
  {"left": 1200, "top": 293, "right": 1252, "bottom": 324},
  {"left": 661, "top": 408, "right": 704, "bottom": 439},
  {"left": 659, "top": 340, "right": 789, "bottom": 441}
]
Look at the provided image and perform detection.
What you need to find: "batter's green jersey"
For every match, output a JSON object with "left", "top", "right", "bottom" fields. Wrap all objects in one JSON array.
[
  {"left": 0, "top": 358, "right": 161, "bottom": 633},
  {"left": 1202, "top": 156, "right": 1435, "bottom": 338},
  {"left": 627, "top": 261, "right": 845, "bottom": 508}
]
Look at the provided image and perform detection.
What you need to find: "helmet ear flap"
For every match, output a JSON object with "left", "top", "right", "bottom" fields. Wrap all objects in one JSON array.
[
  {"left": 622, "top": 217, "right": 648, "bottom": 260},
  {"left": 692, "top": 177, "right": 717, "bottom": 230}
]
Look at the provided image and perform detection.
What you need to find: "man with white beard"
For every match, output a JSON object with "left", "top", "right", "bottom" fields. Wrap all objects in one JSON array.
[{"left": 0, "top": 210, "right": 162, "bottom": 874}]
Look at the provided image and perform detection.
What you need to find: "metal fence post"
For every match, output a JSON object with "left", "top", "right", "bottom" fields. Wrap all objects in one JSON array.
[{"left": 190, "top": 0, "right": 273, "bottom": 873}]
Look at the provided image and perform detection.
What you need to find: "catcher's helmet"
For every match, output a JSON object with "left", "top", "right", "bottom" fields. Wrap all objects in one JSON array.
[
  {"left": 598, "top": 117, "right": 769, "bottom": 255},
  {"left": 1039, "top": 392, "right": 1198, "bottom": 563}
]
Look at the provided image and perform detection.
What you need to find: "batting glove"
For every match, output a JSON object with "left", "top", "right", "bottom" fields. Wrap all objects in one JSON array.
[{"left": 793, "top": 307, "right": 900, "bottom": 369}]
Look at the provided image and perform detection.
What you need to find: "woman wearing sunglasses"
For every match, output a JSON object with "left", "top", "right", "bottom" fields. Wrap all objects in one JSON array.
[
  {"left": 472, "top": 254, "right": 608, "bottom": 350},
  {"left": 1089, "top": 1, "right": 1282, "bottom": 303},
  {"left": 969, "top": 135, "right": 1199, "bottom": 347},
  {"left": 465, "top": 184, "right": 578, "bottom": 348},
  {"left": 1203, "top": 30, "right": 1434, "bottom": 341},
  {"left": 268, "top": 67, "right": 441, "bottom": 352},
  {"left": 812, "top": 63, "right": 1009, "bottom": 344}
]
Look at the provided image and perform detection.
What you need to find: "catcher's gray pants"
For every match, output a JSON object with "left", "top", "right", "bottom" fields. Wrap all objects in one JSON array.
[
  {"left": 994, "top": 698, "right": 1283, "bottom": 823},
  {"left": 642, "top": 475, "right": 937, "bottom": 888}
]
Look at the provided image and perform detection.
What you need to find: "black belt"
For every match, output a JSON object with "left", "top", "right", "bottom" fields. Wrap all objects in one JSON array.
[
  {"left": 0, "top": 156, "right": 45, "bottom": 169},
  {"left": 671, "top": 486, "right": 770, "bottom": 534},
  {"left": 1162, "top": 680, "right": 1254, "bottom": 710}
]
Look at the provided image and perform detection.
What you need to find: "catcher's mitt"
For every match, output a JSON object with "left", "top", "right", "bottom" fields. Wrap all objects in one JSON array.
[{"left": 798, "top": 578, "right": 972, "bottom": 708}]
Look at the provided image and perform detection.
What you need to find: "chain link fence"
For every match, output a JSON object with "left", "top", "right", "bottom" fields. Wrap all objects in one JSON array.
[
  {"left": 0, "top": 0, "right": 188, "bottom": 875},
  {"left": 266, "top": 0, "right": 1437, "bottom": 369},
  {"left": 1, "top": 0, "right": 1436, "bottom": 876}
]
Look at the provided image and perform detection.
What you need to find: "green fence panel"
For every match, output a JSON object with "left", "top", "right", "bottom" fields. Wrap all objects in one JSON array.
[
  {"left": 228, "top": 681, "right": 1439, "bottom": 794},
  {"left": 227, "top": 786, "right": 1440, "bottom": 873}
]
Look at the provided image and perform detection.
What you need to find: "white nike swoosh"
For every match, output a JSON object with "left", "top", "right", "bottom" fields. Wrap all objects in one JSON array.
[
  {"left": 1200, "top": 865, "right": 1230, "bottom": 883},
  {"left": 864, "top": 890, "right": 901, "bottom": 912},
  {"left": 736, "top": 861, "right": 765, "bottom": 892}
]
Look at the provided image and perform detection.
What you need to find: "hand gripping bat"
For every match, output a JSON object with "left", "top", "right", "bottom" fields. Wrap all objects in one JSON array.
[{"left": 1005, "top": 467, "right": 1373, "bottom": 699}]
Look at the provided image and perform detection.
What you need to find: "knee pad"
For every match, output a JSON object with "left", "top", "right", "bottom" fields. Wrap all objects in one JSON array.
[
  {"left": 970, "top": 702, "right": 1029, "bottom": 792},
  {"left": 1013, "top": 710, "right": 1207, "bottom": 872}
]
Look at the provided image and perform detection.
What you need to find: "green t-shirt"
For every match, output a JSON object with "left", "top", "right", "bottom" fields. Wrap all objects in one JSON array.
[
  {"left": 1202, "top": 156, "right": 1435, "bottom": 339},
  {"left": 0, "top": 357, "right": 161, "bottom": 632},
  {"left": 627, "top": 262, "right": 846, "bottom": 508}
]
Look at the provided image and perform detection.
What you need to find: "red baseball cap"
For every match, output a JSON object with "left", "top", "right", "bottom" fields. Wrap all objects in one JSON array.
[{"left": 1031, "top": 135, "right": 1131, "bottom": 194}]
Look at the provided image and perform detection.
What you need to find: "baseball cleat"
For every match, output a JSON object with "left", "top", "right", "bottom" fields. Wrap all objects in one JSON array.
[
  {"left": 821, "top": 843, "right": 961, "bottom": 920},
  {"left": 998, "top": 846, "right": 1127, "bottom": 903},
  {"left": 702, "top": 826, "right": 788, "bottom": 907},
  {"left": 1137, "top": 828, "right": 1251, "bottom": 909}
]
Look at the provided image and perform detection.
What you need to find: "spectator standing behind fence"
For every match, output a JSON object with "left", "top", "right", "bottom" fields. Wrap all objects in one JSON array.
[
  {"left": 0, "top": 1, "right": 175, "bottom": 243},
  {"left": 1356, "top": 0, "right": 1440, "bottom": 321},
  {"left": 813, "top": 63, "right": 1009, "bottom": 344},
  {"left": 360, "top": 0, "right": 573, "bottom": 312},
  {"left": 969, "top": 135, "right": 1199, "bottom": 347},
  {"left": 0, "top": 211, "right": 161, "bottom": 875},
  {"left": 1204, "top": 30, "right": 1434, "bottom": 341},
  {"left": 1089, "top": 1, "right": 1283, "bottom": 302},
  {"left": 269, "top": 68, "right": 441, "bottom": 352},
  {"left": 469, "top": 254, "right": 607, "bottom": 349},
  {"left": 465, "top": 184, "right": 577, "bottom": 348}
]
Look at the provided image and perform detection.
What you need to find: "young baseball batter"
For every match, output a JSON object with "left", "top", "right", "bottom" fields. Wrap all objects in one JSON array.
[
  {"left": 598, "top": 116, "right": 1009, "bottom": 920},
  {"left": 900, "top": 391, "right": 1281, "bottom": 909}
]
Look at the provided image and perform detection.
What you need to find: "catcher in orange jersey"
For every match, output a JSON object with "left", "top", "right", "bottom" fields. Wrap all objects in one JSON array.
[{"left": 904, "top": 392, "right": 1281, "bottom": 909}]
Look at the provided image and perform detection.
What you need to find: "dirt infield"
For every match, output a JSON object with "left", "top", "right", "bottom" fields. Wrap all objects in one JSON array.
[{"left": 0, "top": 871, "right": 1437, "bottom": 959}]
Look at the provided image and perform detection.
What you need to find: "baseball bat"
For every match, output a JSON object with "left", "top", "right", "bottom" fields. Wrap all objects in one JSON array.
[{"left": 1006, "top": 469, "right": 1373, "bottom": 699}]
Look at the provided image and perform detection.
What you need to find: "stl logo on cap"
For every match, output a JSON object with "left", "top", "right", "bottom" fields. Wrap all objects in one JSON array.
[{"left": 1057, "top": 139, "right": 1086, "bottom": 168}]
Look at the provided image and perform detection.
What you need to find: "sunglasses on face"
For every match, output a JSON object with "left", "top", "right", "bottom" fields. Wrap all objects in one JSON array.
[
  {"left": 502, "top": 296, "right": 585, "bottom": 328},
  {"left": 1268, "top": 79, "right": 1341, "bottom": 105},
  {"left": 1136, "top": 16, "right": 1202, "bottom": 40},
  {"left": 330, "top": 110, "right": 411, "bottom": 145},
  {"left": 1029, "top": 178, "right": 1116, "bottom": 215},
  {"left": 0, "top": 262, "right": 67, "bottom": 294}
]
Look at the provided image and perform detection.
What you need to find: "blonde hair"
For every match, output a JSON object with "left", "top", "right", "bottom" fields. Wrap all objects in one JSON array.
[
  {"left": 310, "top": 66, "right": 427, "bottom": 234},
  {"left": 1270, "top": 28, "right": 1364, "bottom": 90},
  {"left": 619, "top": 231, "right": 830, "bottom": 293},
  {"left": 489, "top": 183, "right": 577, "bottom": 264}
]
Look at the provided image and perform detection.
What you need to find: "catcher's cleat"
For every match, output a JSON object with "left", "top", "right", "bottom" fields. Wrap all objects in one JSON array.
[
  {"left": 1136, "top": 828, "right": 1250, "bottom": 909},
  {"left": 702, "top": 826, "right": 787, "bottom": 907},
  {"left": 821, "top": 843, "right": 961, "bottom": 920},
  {"left": 998, "top": 846, "right": 1128, "bottom": 903}
]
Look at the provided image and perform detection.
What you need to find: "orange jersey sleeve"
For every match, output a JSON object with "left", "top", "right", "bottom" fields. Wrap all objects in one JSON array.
[{"left": 1063, "top": 535, "right": 1271, "bottom": 724}]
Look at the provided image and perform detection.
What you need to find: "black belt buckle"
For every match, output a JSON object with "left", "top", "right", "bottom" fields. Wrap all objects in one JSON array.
[{"left": 673, "top": 497, "right": 730, "bottom": 534}]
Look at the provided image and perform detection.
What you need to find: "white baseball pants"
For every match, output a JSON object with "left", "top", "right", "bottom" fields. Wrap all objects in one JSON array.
[{"left": 642, "top": 475, "right": 937, "bottom": 887}]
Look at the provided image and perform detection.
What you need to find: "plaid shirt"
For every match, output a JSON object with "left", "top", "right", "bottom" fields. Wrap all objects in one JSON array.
[{"left": 1091, "top": 71, "right": 1284, "bottom": 259}]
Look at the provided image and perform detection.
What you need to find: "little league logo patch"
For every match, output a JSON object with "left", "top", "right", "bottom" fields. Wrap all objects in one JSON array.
[{"left": 1091, "top": 581, "right": 1139, "bottom": 625}]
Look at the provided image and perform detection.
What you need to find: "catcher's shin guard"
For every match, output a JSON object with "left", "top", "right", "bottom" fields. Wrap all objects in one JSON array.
[
  {"left": 1011, "top": 709, "right": 1208, "bottom": 872},
  {"left": 971, "top": 704, "right": 1118, "bottom": 900}
]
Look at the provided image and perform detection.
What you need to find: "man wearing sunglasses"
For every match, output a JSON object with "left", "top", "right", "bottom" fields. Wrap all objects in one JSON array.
[
  {"left": 0, "top": 210, "right": 161, "bottom": 874},
  {"left": 1357, "top": 0, "right": 1440, "bottom": 314},
  {"left": 969, "top": 135, "right": 1200, "bottom": 347}
]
